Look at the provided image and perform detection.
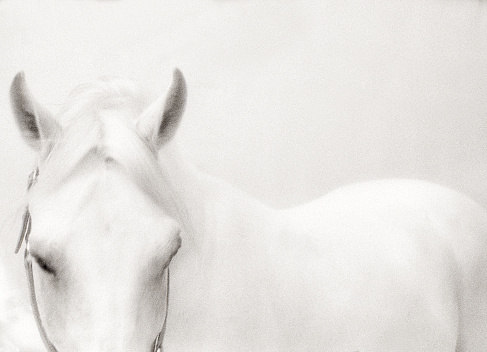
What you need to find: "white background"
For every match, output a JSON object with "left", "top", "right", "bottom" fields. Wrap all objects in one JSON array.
[{"left": 1, "top": 0, "right": 487, "bottom": 290}]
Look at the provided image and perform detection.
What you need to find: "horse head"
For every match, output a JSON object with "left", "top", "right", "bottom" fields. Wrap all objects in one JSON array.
[{"left": 10, "top": 69, "right": 186, "bottom": 351}]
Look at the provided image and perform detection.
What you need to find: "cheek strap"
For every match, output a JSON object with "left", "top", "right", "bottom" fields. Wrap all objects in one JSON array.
[
  {"left": 16, "top": 168, "right": 56, "bottom": 350},
  {"left": 153, "top": 267, "right": 170, "bottom": 352},
  {"left": 24, "top": 238, "right": 58, "bottom": 351}
]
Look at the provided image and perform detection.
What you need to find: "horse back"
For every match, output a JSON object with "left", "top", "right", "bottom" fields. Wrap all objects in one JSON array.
[{"left": 274, "top": 179, "right": 487, "bottom": 351}]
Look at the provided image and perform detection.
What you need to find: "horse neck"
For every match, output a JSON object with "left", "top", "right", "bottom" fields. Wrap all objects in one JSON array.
[{"left": 157, "top": 143, "right": 275, "bottom": 250}]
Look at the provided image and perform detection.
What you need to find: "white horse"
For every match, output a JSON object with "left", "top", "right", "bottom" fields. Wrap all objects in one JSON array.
[{"left": 9, "top": 69, "right": 487, "bottom": 351}]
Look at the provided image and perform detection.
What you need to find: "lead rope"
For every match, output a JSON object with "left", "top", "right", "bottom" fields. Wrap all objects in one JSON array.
[{"left": 16, "top": 168, "right": 170, "bottom": 352}]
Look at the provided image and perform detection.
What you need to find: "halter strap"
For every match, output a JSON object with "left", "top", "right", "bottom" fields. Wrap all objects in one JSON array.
[
  {"left": 25, "top": 242, "right": 58, "bottom": 351},
  {"left": 14, "top": 168, "right": 56, "bottom": 350},
  {"left": 14, "top": 167, "right": 38, "bottom": 254},
  {"left": 16, "top": 167, "right": 170, "bottom": 351},
  {"left": 153, "top": 267, "right": 170, "bottom": 352}
]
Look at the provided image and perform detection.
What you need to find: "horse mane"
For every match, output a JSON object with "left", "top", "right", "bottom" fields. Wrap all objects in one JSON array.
[{"left": 35, "top": 77, "right": 182, "bottom": 217}]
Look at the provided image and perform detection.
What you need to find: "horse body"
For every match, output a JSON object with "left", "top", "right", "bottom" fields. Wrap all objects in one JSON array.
[
  {"left": 158, "top": 142, "right": 487, "bottom": 351},
  {"left": 161, "top": 151, "right": 487, "bottom": 351},
  {"left": 8, "top": 70, "right": 487, "bottom": 351},
  {"left": 277, "top": 179, "right": 487, "bottom": 351}
]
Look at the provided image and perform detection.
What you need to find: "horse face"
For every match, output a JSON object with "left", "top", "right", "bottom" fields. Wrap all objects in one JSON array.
[
  {"left": 27, "top": 168, "right": 181, "bottom": 351},
  {"left": 10, "top": 69, "right": 187, "bottom": 351}
]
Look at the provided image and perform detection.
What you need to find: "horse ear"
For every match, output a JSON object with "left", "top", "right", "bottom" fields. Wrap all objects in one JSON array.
[
  {"left": 137, "top": 69, "right": 187, "bottom": 149},
  {"left": 10, "top": 72, "right": 60, "bottom": 153}
]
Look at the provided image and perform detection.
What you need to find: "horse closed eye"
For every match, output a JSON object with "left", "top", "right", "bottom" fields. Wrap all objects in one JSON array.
[{"left": 34, "top": 256, "right": 56, "bottom": 275}]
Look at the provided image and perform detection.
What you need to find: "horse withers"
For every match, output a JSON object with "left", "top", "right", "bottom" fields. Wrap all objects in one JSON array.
[{"left": 9, "top": 69, "right": 487, "bottom": 351}]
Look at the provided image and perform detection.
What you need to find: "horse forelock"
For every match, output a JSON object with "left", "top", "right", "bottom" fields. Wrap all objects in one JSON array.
[{"left": 58, "top": 76, "right": 148, "bottom": 124}]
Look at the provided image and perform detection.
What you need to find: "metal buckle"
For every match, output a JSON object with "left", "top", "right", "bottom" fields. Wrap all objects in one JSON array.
[
  {"left": 153, "top": 333, "right": 162, "bottom": 352},
  {"left": 14, "top": 167, "right": 38, "bottom": 254},
  {"left": 27, "top": 167, "right": 39, "bottom": 190},
  {"left": 15, "top": 207, "right": 31, "bottom": 254}
]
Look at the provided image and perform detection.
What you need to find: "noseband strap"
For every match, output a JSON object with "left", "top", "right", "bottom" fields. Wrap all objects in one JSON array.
[{"left": 16, "top": 168, "right": 170, "bottom": 351}]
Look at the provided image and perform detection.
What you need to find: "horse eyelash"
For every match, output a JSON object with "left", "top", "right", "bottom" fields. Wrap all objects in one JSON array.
[{"left": 34, "top": 256, "right": 56, "bottom": 275}]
